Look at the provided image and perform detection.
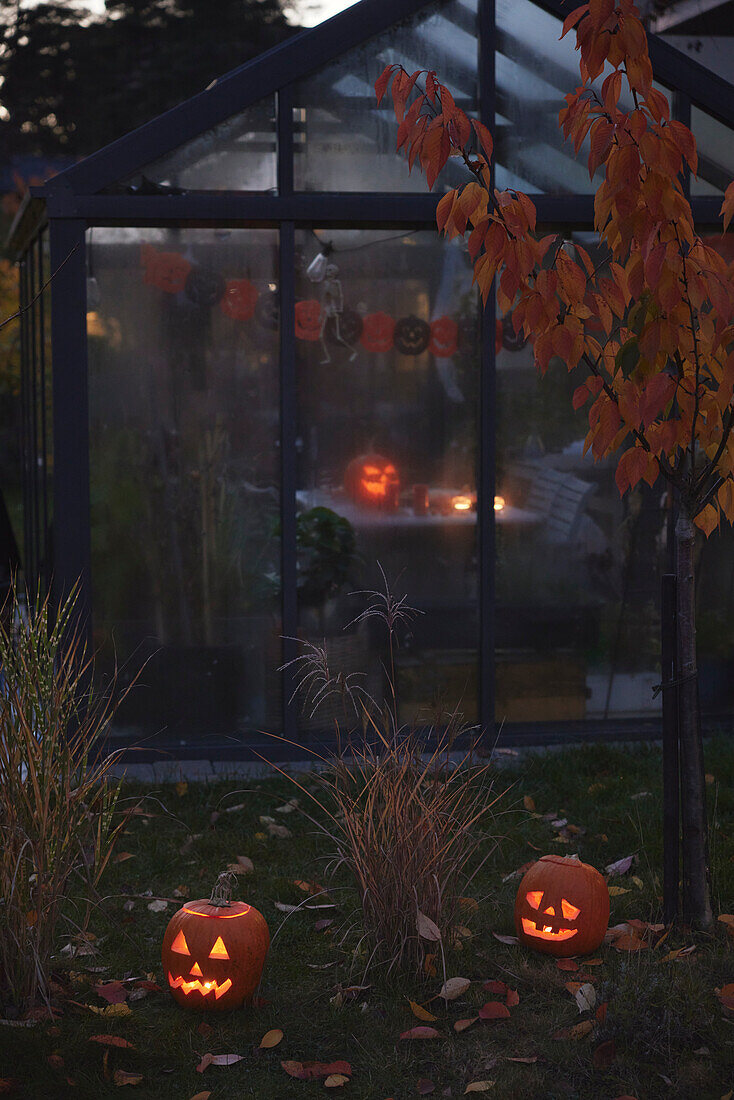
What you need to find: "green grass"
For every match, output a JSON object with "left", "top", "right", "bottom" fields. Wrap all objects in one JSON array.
[{"left": 1, "top": 739, "right": 733, "bottom": 1099}]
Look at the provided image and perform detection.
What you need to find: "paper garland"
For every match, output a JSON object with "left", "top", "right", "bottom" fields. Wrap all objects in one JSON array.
[{"left": 139, "top": 246, "right": 523, "bottom": 356}]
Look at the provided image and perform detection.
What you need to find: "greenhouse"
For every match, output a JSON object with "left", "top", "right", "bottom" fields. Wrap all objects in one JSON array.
[{"left": 10, "top": 0, "right": 734, "bottom": 759}]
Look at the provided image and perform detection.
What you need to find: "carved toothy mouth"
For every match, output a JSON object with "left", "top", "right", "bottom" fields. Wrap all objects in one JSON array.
[
  {"left": 168, "top": 972, "right": 233, "bottom": 999},
  {"left": 521, "top": 918, "right": 578, "bottom": 942}
]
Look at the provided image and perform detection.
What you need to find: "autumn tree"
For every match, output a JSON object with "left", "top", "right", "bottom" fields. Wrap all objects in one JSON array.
[{"left": 377, "top": 0, "right": 734, "bottom": 928}]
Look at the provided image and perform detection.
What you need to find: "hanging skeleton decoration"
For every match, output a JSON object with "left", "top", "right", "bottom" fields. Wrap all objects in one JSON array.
[{"left": 319, "top": 263, "right": 357, "bottom": 363}]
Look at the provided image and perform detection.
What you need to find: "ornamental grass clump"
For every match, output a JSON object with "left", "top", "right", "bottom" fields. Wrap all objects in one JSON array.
[
  {"left": 0, "top": 586, "right": 126, "bottom": 1014},
  {"left": 268, "top": 575, "right": 502, "bottom": 976}
]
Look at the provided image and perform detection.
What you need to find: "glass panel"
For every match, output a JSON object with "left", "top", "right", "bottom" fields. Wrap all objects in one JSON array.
[
  {"left": 496, "top": 0, "right": 670, "bottom": 194},
  {"left": 87, "top": 227, "right": 281, "bottom": 746},
  {"left": 690, "top": 105, "right": 734, "bottom": 195},
  {"left": 293, "top": 0, "right": 478, "bottom": 192},
  {"left": 0, "top": 247, "right": 22, "bottom": 599},
  {"left": 495, "top": 232, "right": 665, "bottom": 726},
  {"left": 295, "top": 228, "right": 479, "bottom": 732},
  {"left": 118, "top": 97, "right": 276, "bottom": 192}
]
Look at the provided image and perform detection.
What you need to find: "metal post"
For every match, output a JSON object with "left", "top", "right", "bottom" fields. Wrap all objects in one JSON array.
[{"left": 661, "top": 572, "right": 679, "bottom": 924}]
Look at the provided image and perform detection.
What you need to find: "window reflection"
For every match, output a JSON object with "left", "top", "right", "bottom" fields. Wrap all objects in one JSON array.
[
  {"left": 295, "top": 229, "right": 480, "bottom": 730},
  {"left": 87, "top": 228, "right": 281, "bottom": 743}
]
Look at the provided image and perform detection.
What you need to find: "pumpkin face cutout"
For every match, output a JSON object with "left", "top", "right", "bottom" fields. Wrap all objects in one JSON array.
[
  {"left": 360, "top": 311, "right": 395, "bottom": 354},
  {"left": 514, "top": 855, "right": 609, "bottom": 957},
  {"left": 394, "top": 315, "right": 430, "bottom": 356},
  {"left": 162, "top": 878, "right": 269, "bottom": 1010},
  {"left": 141, "top": 244, "right": 192, "bottom": 294},
  {"left": 221, "top": 278, "right": 258, "bottom": 321},
  {"left": 429, "top": 315, "right": 458, "bottom": 358},
  {"left": 344, "top": 453, "right": 400, "bottom": 508},
  {"left": 295, "top": 299, "right": 322, "bottom": 341}
]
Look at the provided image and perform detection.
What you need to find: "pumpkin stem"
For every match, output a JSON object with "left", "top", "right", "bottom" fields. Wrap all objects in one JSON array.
[{"left": 209, "top": 871, "right": 237, "bottom": 907}]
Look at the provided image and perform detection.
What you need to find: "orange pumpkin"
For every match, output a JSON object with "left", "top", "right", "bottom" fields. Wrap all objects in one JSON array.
[
  {"left": 161, "top": 874, "right": 269, "bottom": 1010},
  {"left": 514, "top": 855, "right": 609, "bottom": 957},
  {"left": 344, "top": 453, "right": 400, "bottom": 508}
]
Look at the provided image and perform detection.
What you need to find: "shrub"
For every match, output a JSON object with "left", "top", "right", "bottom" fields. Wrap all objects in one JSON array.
[
  {"left": 0, "top": 586, "right": 126, "bottom": 1013},
  {"left": 271, "top": 576, "right": 501, "bottom": 976}
]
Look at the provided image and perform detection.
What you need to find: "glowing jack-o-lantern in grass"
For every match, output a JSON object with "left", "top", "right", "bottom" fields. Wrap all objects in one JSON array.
[
  {"left": 344, "top": 453, "right": 400, "bottom": 509},
  {"left": 161, "top": 873, "right": 269, "bottom": 1010},
  {"left": 514, "top": 855, "right": 609, "bottom": 957}
]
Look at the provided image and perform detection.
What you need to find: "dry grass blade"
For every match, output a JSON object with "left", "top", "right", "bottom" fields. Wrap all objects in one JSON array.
[{"left": 0, "top": 584, "right": 129, "bottom": 1012}]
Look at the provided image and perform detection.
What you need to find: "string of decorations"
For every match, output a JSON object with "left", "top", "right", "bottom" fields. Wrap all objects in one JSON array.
[{"left": 139, "top": 244, "right": 525, "bottom": 357}]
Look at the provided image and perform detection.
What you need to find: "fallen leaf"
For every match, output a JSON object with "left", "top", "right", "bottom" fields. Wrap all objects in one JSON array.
[
  {"left": 482, "top": 980, "right": 507, "bottom": 996},
  {"left": 584, "top": 958, "right": 603, "bottom": 966},
  {"left": 228, "top": 856, "right": 254, "bottom": 874},
  {"left": 196, "top": 1054, "right": 213, "bottom": 1074},
  {"left": 552, "top": 1020, "right": 593, "bottom": 1040},
  {"left": 187, "top": 1093, "right": 212, "bottom": 1100},
  {"left": 556, "top": 959, "right": 579, "bottom": 972},
  {"left": 605, "top": 855, "right": 634, "bottom": 876},
  {"left": 424, "top": 954, "right": 437, "bottom": 978},
  {"left": 459, "top": 897, "right": 478, "bottom": 913},
  {"left": 417, "top": 1079, "right": 435, "bottom": 1095},
  {"left": 210, "top": 1055, "right": 244, "bottom": 1066},
  {"left": 175, "top": 781, "right": 188, "bottom": 797},
  {"left": 454, "top": 1017, "right": 478, "bottom": 1033},
  {"left": 491, "top": 933, "right": 518, "bottom": 945},
  {"left": 409, "top": 1001, "right": 437, "bottom": 1022},
  {"left": 400, "top": 1027, "right": 441, "bottom": 1040},
  {"left": 325, "top": 1075, "right": 350, "bottom": 1088},
  {"left": 505, "top": 989, "right": 519, "bottom": 1007},
  {"left": 478, "top": 1002, "right": 510, "bottom": 1021},
  {"left": 114, "top": 852, "right": 134, "bottom": 863},
  {"left": 268, "top": 823, "right": 291, "bottom": 839},
  {"left": 506, "top": 1056, "right": 537, "bottom": 1063},
  {"left": 88, "top": 1004, "right": 132, "bottom": 1018},
  {"left": 596, "top": 1002, "right": 608, "bottom": 1023},
  {"left": 440, "top": 977, "right": 470, "bottom": 1001},
  {"left": 717, "top": 914, "right": 734, "bottom": 926},
  {"left": 274, "top": 902, "right": 299, "bottom": 913},
  {"left": 88, "top": 1036, "right": 136, "bottom": 1049},
  {"left": 259, "top": 1029, "right": 283, "bottom": 1049},
  {"left": 608, "top": 886, "right": 630, "bottom": 897},
  {"left": 660, "top": 945, "right": 697, "bottom": 962},
  {"left": 523, "top": 795, "right": 536, "bottom": 812},
  {"left": 417, "top": 912, "right": 442, "bottom": 942},
  {"left": 574, "top": 983, "right": 596, "bottom": 1013},
  {"left": 465, "top": 1083, "right": 495, "bottom": 1093},
  {"left": 705, "top": 774, "right": 715, "bottom": 784},
  {"left": 630, "top": 876, "right": 644, "bottom": 889},
  {"left": 715, "top": 984, "right": 734, "bottom": 1012},
  {"left": 281, "top": 1060, "right": 352, "bottom": 1079},
  {"left": 113, "top": 1070, "right": 143, "bottom": 1086},
  {"left": 613, "top": 934, "right": 648, "bottom": 952},
  {"left": 593, "top": 1039, "right": 616, "bottom": 1068},
  {"left": 314, "top": 919, "right": 333, "bottom": 933},
  {"left": 94, "top": 982, "right": 127, "bottom": 1005},
  {"left": 146, "top": 899, "right": 168, "bottom": 913},
  {"left": 276, "top": 799, "right": 299, "bottom": 814}
]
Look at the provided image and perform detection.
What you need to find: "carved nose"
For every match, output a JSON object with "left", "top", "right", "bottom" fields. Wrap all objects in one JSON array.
[
  {"left": 190, "top": 962, "right": 203, "bottom": 977},
  {"left": 543, "top": 906, "right": 555, "bottom": 916}
]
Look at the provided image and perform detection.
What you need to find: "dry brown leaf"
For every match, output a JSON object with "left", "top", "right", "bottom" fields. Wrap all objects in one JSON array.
[
  {"left": 523, "top": 795, "right": 536, "bottom": 812},
  {"left": 593, "top": 1039, "right": 616, "bottom": 1068},
  {"left": 88, "top": 1003, "right": 132, "bottom": 1018},
  {"left": 417, "top": 912, "right": 442, "bottom": 942},
  {"left": 505, "top": 989, "right": 519, "bottom": 1007},
  {"left": 459, "top": 897, "right": 478, "bottom": 913},
  {"left": 281, "top": 1060, "right": 351, "bottom": 1079},
  {"left": 146, "top": 899, "right": 168, "bottom": 913},
  {"left": 114, "top": 852, "right": 134, "bottom": 863},
  {"left": 583, "top": 958, "right": 603, "bottom": 966},
  {"left": 113, "top": 1070, "right": 143, "bottom": 1086},
  {"left": 574, "top": 983, "right": 596, "bottom": 1013},
  {"left": 608, "top": 886, "right": 630, "bottom": 896},
  {"left": 175, "top": 781, "right": 188, "bottom": 797},
  {"left": 424, "top": 953, "right": 437, "bottom": 978},
  {"left": 491, "top": 932, "right": 518, "bottom": 945},
  {"left": 259, "top": 1029, "right": 283, "bottom": 1049},
  {"left": 324, "top": 1075, "right": 350, "bottom": 1088},
  {"left": 506, "top": 1056, "right": 537, "bottom": 1063},
  {"left": 196, "top": 1054, "right": 213, "bottom": 1074},
  {"left": 409, "top": 1000, "right": 437, "bottom": 1022},
  {"left": 613, "top": 934, "right": 648, "bottom": 952},
  {"left": 556, "top": 958, "right": 579, "bottom": 972},
  {"left": 399, "top": 1027, "right": 441, "bottom": 1040},
  {"left": 416, "top": 1078, "right": 435, "bottom": 1095},
  {"left": 210, "top": 1055, "right": 244, "bottom": 1066},
  {"left": 552, "top": 1020, "right": 593, "bottom": 1040},
  {"left": 439, "top": 977, "right": 471, "bottom": 1001},
  {"left": 478, "top": 1002, "right": 510, "bottom": 1021},
  {"left": 717, "top": 914, "right": 734, "bottom": 926},
  {"left": 454, "top": 1017, "right": 478, "bottom": 1033},
  {"left": 187, "top": 1093, "right": 212, "bottom": 1100},
  {"left": 268, "top": 823, "right": 291, "bottom": 839},
  {"left": 229, "top": 856, "right": 254, "bottom": 874},
  {"left": 88, "top": 1036, "right": 136, "bottom": 1049},
  {"left": 483, "top": 980, "right": 507, "bottom": 995},
  {"left": 605, "top": 855, "right": 634, "bottom": 876},
  {"left": 465, "top": 1083, "right": 495, "bottom": 1093}
]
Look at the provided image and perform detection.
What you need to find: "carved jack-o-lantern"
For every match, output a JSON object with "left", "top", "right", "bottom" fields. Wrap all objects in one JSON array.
[
  {"left": 344, "top": 453, "right": 400, "bottom": 509},
  {"left": 295, "top": 299, "right": 323, "bottom": 341},
  {"left": 514, "top": 855, "right": 609, "bottom": 957},
  {"left": 161, "top": 874, "right": 270, "bottom": 1010}
]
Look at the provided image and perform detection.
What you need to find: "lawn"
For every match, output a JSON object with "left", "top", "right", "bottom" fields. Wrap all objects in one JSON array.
[{"left": 1, "top": 739, "right": 733, "bottom": 1099}]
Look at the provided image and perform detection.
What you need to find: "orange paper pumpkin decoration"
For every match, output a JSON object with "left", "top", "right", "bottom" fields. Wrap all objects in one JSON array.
[
  {"left": 360, "top": 311, "right": 395, "bottom": 353},
  {"left": 429, "top": 315, "right": 458, "bottom": 358},
  {"left": 344, "top": 453, "right": 400, "bottom": 508},
  {"left": 295, "top": 299, "right": 322, "bottom": 341},
  {"left": 161, "top": 874, "right": 269, "bottom": 1010},
  {"left": 514, "top": 855, "right": 609, "bottom": 957}
]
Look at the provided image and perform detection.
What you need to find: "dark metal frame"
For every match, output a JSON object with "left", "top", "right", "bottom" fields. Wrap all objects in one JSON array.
[{"left": 11, "top": 0, "right": 734, "bottom": 758}]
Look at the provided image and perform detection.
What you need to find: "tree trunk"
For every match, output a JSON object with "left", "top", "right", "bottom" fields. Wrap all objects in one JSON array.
[{"left": 675, "top": 510, "right": 713, "bottom": 929}]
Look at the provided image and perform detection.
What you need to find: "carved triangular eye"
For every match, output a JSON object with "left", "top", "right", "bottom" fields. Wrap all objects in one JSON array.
[
  {"left": 561, "top": 899, "right": 581, "bottom": 920},
  {"left": 526, "top": 891, "right": 543, "bottom": 910},
  {"left": 209, "top": 935, "right": 230, "bottom": 959},
  {"left": 171, "top": 930, "right": 190, "bottom": 954}
]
